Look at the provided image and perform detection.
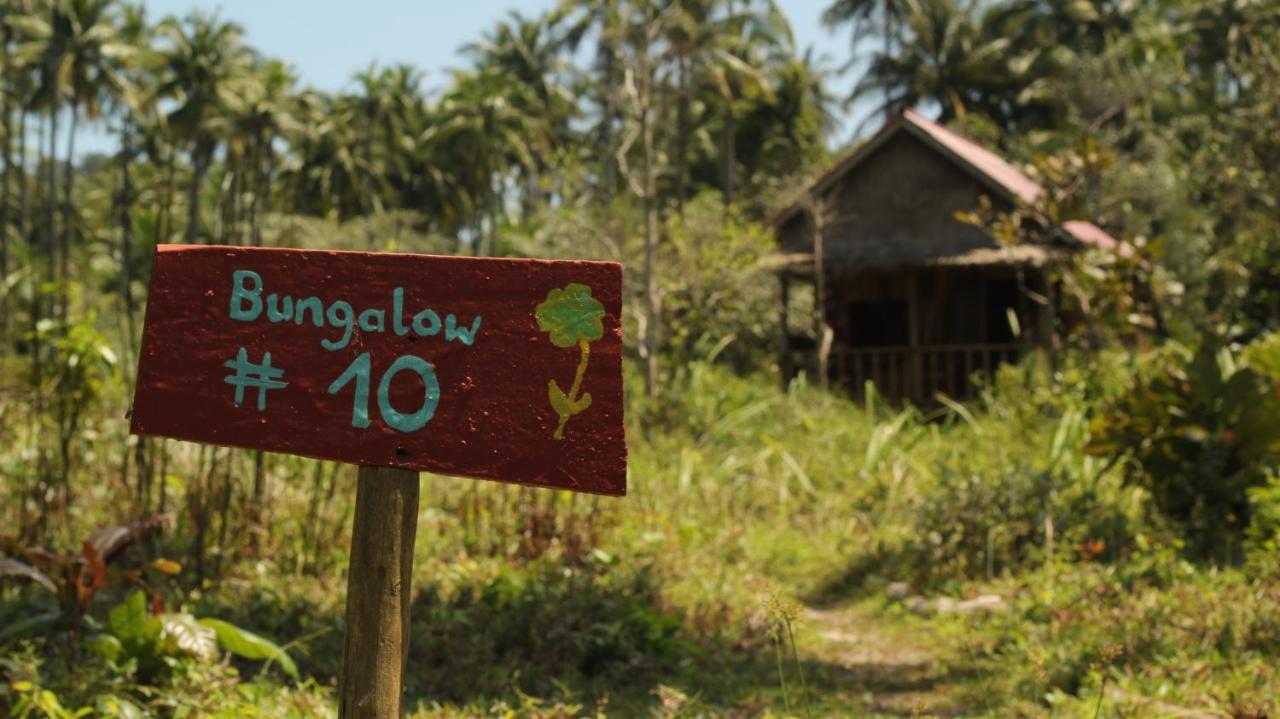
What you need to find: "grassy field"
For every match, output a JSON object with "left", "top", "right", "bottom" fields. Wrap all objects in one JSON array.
[{"left": 3, "top": 348, "right": 1277, "bottom": 717}]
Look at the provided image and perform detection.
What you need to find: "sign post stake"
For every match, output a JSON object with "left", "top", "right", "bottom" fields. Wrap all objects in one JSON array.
[
  {"left": 338, "top": 465, "right": 420, "bottom": 718},
  {"left": 128, "top": 245, "right": 628, "bottom": 717}
]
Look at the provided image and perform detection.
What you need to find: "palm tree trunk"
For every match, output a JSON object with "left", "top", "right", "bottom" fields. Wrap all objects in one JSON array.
[
  {"left": 487, "top": 172, "right": 500, "bottom": 256},
  {"left": 119, "top": 122, "right": 137, "bottom": 353},
  {"left": 256, "top": 134, "right": 273, "bottom": 247},
  {"left": 641, "top": 56, "right": 659, "bottom": 398},
  {"left": 19, "top": 106, "right": 28, "bottom": 256},
  {"left": 1, "top": 62, "right": 11, "bottom": 345},
  {"left": 674, "top": 56, "right": 690, "bottom": 216},
  {"left": 46, "top": 104, "right": 57, "bottom": 296},
  {"left": 186, "top": 146, "right": 206, "bottom": 244},
  {"left": 250, "top": 133, "right": 264, "bottom": 247},
  {"left": 721, "top": 95, "right": 735, "bottom": 209},
  {"left": 60, "top": 104, "right": 78, "bottom": 325},
  {"left": 601, "top": 50, "right": 618, "bottom": 202},
  {"left": 363, "top": 117, "right": 375, "bottom": 248},
  {"left": 162, "top": 142, "right": 175, "bottom": 244}
]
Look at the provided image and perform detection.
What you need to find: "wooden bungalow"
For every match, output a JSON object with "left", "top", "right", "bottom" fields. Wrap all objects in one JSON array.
[{"left": 769, "top": 109, "right": 1118, "bottom": 403}]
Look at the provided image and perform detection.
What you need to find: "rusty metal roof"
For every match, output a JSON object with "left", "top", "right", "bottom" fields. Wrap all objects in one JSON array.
[
  {"left": 1060, "top": 219, "right": 1118, "bottom": 249},
  {"left": 902, "top": 109, "right": 1042, "bottom": 205}
]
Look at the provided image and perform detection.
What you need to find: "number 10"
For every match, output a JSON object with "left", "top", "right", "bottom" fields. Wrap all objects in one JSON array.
[{"left": 328, "top": 352, "right": 440, "bottom": 432}]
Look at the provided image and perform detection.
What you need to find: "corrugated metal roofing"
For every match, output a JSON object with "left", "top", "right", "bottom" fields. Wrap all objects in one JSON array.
[
  {"left": 1060, "top": 219, "right": 1118, "bottom": 249},
  {"left": 902, "top": 109, "right": 1043, "bottom": 205}
]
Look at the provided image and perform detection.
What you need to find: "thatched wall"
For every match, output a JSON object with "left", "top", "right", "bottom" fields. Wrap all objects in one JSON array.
[{"left": 776, "top": 131, "right": 1011, "bottom": 268}]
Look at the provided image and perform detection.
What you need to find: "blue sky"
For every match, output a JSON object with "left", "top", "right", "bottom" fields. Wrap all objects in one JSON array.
[{"left": 77, "top": 0, "right": 871, "bottom": 154}]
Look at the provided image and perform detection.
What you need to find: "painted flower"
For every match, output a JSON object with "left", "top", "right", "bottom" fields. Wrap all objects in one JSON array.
[{"left": 535, "top": 283, "right": 605, "bottom": 349}]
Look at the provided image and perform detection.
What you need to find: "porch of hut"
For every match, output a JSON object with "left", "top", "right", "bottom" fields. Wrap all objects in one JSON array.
[{"left": 777, "top": 249, "right": 1054, "bottom": 404}]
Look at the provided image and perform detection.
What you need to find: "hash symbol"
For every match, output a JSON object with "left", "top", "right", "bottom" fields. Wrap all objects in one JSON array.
[{"left": 223, "top": 347, "right": 288, "bottom": 411}]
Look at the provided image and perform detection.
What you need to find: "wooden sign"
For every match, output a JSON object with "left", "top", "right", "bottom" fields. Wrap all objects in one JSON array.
[{"left": 130, "top": 245, "right": 627, "bottom": 496}]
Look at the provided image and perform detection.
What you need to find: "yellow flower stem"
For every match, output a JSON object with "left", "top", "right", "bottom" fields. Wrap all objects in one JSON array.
[{"left": 554, "top": 338, "right": 591, "bottom": 439}]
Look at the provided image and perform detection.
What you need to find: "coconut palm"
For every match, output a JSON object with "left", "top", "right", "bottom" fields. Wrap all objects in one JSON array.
[
  {"left": 674, "top": 0, "right": 791, "bottom": 208},
  {"left": 152, "top": 10, "right": 250, "bottom": 244},
  {"left": 823, "top": 0, "right": 915, "bottom": 120},
  {"left": 735, "top": 45, "right": 838, "bottom": 189},
  {"left": 429, "top": 68, "right": 544, "bottom": 255},
  {"left": 850, "top": 0, "right": 1009, "bottom": 125},
  {"left": 463, "top": 11, "right": 577, "bottom": 216},
  {"left": 110, "top": 1, "right": 151, "bottom": 349},
  {"left": 224, "top": 58, "right": 296, "bottom": 246},
  {"left": 691, "top": 0, "right": 788, "bottom": 207},
  {"left": 557, "top": 0, "right": 623, "bottom": 200},
  {"left": 15, "top": 0, "right": 132, "bottom": 317}
]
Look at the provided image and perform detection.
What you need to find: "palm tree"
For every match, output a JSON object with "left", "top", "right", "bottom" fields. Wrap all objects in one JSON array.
[
  {"left": 849, "top": 0, "right": 1009, "bottom": 125},
  {"left": 429, "top": 68, "right": 543, "bottom": 255},
  {"left": 17, "top": 0, "right": 132, "bottom": 321},
  {"left": 153, "top": 10, "right": 250, "bottom": 244},
  {"left": 822, "top": 0, "right": 914, "bottom": 120},
  {"left": 346, "top": 62, "right": 425, "bottom": 243},
  {"left": 112, "top": 1, "right": 150, "bottom": 350},
  {"left": 0, "top": 0, "right": 35, "bottom": 342},
  {"left": 286, "top": 92, "right": 373, "bottom": 221},
  {"left": 677, "top": 0, "right": 791, "bottom": 209},
  {"left": 615, "top": 0, "right": 664, "bottom": 396},
  {"left": 659, "top": 0, "right": 790, "bottom": 210},
  {"left": 463, "top": 11, "right": 576, "bottom": 217},
  {"left": 557, "top": 0, "right": 623, "bottom": 200},
  {"left": 238, "top": 59, "right": 295, "bottom": 247},
  {"left": 734, "top": 45, "right": 838, "bottom": 190}
]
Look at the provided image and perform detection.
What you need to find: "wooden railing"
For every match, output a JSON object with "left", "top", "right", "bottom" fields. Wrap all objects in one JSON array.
[{"left": 787, "top": 343, "right": 1021, "bottom": 403}]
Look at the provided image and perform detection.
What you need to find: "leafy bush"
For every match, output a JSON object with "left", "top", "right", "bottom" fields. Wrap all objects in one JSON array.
[
  {"left": 905, "top": 389, "right": 1143, "bottom": 585},
  {"left": 1089, "top": 335, "right": 1280, "bottom": 560}
]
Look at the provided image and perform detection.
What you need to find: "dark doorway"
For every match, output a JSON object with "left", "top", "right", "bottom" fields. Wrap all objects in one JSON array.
[
  {"left": 849, "top": 300, "right": 908, "bottom": 347},
  {"left": 985, "top": 277, "right": 1019, "bottom": 343}
]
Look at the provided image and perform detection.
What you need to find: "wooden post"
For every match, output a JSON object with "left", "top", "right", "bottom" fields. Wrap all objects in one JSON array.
[
  {"left": 907, "top": 270, "right": 921, "bottom": 402},
  {"left": 779, "top": 272, "right": 792, "bottom": 386},
  {"left": 810, "top": 203, "right": 831, "bottom": 391},
  {"left": 339, "top": 466, "right": 420, "bottom": 719}
]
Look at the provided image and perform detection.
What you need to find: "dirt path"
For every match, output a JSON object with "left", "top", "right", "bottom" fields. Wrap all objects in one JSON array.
[{"left": 800, "top": 604, "right": 973, "bottom": 718}]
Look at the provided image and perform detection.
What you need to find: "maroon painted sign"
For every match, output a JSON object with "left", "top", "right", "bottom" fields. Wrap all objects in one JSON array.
[{"left": 130, "top": 245, "right": 627, "bottom": 496}]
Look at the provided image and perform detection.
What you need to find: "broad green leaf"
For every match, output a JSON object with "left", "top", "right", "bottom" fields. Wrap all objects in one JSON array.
[
  {"left": 571, "top": 391, "right": 592, "bottom": 415},
  {"left": 90, "top": 634, "right": 122, "bottom": 662},
  {"left": 95, "top": 695, "right": 144, "bottom": 719},
  {"left": 199, "top": 618, "right": 298, "bottom": 680},
  {"left": 108, "top": 592, "right": 150, "bottom": 645}
]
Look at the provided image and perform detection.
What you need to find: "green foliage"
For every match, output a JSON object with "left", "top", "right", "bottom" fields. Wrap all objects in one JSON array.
[
  {"left": 658, "top": 195, "right": 779, "bottom": 370},
  {"left": 403, "top": 556, "right": 688, "bottom": 705},
  {"left": 0, "top": 513, "right": 172, "bottom": 644},
  {"left": 199, "top": 618, "right": 298, "bottom": 681},
  {"left": 1089, "top": 336, "right": 1280, "bottom": 559},
  {"left": 0, "top": 0, "right": 1278, "bottom": 714},
  {"left": 966, "top": 548, "right": 1280, "bottom": 715},
  {"left": 1246, "top": 471, "right": 1280, "bottom": 558}
]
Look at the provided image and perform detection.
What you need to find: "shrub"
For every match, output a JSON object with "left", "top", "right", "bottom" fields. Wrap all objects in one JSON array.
[{"left": 1088, "top": 335, "right": 1280, "bottom": 561}]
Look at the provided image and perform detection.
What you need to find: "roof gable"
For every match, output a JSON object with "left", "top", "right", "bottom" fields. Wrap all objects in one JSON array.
[
  {"left": 769, "top": 109, "right": 1116, "bottom": 250},
  {"left": 902, "top": 109, "right": 1041, "bottom": 205}
]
